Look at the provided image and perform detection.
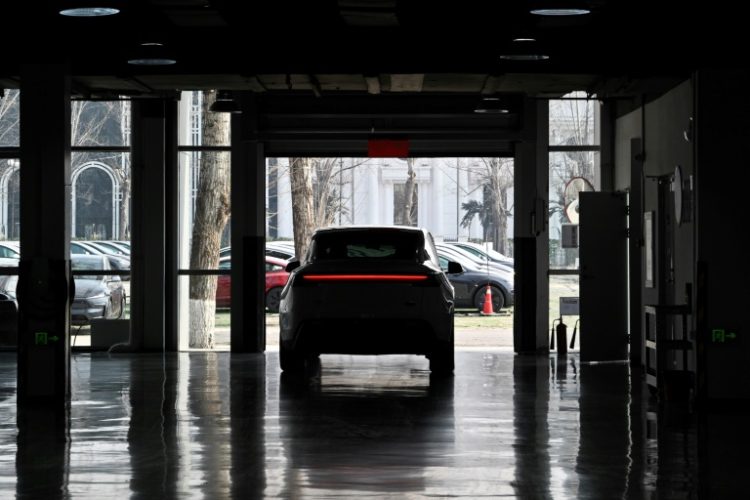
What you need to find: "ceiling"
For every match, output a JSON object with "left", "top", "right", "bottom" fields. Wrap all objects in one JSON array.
[{"left": 2, "top": 1, "right": 706, "bottom": 99}]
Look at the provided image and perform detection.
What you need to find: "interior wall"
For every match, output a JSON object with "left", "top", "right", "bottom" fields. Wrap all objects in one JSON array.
[
  {"left": 615, "top": 79, "right": 695, "bottom": 371},
  {"left": 614, "top": 109, "right": 641, "bottom": 192}
]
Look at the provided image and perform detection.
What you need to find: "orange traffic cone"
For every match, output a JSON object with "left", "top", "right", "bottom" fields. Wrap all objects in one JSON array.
[{"left": 481, "top": 284, "right": 494, "bottom": 315}]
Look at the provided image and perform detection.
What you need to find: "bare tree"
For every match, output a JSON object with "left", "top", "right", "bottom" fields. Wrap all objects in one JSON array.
[
  {"left": 0, "top": 90, "right": 20, "bottom": 146},
  {"left": 189, "top": 90, "right": 231, "bottom": 348},
  {"left": 458, "top": 158, "right": 514, "bottom": 255},
  {"left": 403, "top": 158, "right": 417, "bottom": 225},
  {"left": 289, "top": 157, "right": 315, "bottom": 261}
]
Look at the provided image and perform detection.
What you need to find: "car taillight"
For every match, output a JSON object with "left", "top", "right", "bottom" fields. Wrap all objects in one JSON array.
[{"left": 302, "top": 274, "right": 429, "bottom": 282}]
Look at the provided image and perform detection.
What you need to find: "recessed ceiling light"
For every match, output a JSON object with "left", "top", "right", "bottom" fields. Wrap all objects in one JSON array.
[
  {"left": 140, "top": 42, "right": 164, "bottom": 47},
  {"left": 59, "top": 7, "right": 120, "bottom": 17},
  {"left": 530, "top": 8, "right": 590, "bottom": 16},
  {"left": 127, "top": 58, "right": 177, "bottom": 66},
  {"left": 513, "top": 38, "right": 537, "bottom": 42},
  {"left": 499, "top": 54, "right": 550, "bottom": 61},
  {"left": 474, "top": 108, "right": 509, "bottom": 114}
]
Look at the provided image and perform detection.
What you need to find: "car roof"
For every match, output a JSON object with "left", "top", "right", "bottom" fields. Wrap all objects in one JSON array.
[{"left": 312, "top": 225, "right": 427, "bottom": 236}]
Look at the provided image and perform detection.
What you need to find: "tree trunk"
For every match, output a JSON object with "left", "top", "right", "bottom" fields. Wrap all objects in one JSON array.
[
  {"left": 404, "top": 158, "right": 417, "bottom": 226},
  {"left": 189, "top": 90, "right": 231, "bottom": 348},
  {"left": 119, "top": 174, "right": 130, "bottom": 240},
  {"left": 290, "top": 157, "right": 315, "bottom": 261}
]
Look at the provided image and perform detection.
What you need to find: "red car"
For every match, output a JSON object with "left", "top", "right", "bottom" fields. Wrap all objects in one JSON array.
[{"left": 216, "top": 256, "right": 290, "bottom": 312}]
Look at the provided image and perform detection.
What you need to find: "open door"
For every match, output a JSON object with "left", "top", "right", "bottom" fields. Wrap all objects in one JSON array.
[{"left": 579, "top": 192, "right": 628, "bottom": 362}]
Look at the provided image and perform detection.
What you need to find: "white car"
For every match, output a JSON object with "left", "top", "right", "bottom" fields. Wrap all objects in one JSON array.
[{"left": 279, "top": 226, "right": 460, "bottom": 374}]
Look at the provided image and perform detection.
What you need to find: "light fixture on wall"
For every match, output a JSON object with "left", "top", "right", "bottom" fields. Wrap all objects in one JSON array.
[{"left": 209, "top": 90, "right": 242, "bottom": 114}]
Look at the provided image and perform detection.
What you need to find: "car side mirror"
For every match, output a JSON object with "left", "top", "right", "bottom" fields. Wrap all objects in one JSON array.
[
  {"left": 447, "top": 261, "right": 463, "bottom": 274},
  {"left": 285, "top": 260, "right": 301, "bottom": 272}
]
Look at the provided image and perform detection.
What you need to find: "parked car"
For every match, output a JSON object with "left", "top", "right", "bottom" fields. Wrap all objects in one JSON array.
[
  {"left": 0, "top": 255, "right": 126, "bottom": 326},
  {"left": 215, "top": 256, "right": 291, "bottom": 312},
  {"left": 446, "top": 241, "right": 513, "bottom": 267},
  {"left": 279, "top": 226, "right": 461, "bottom": 374},
  {"left": 71, "top": 255, "right": 127, "bottom": 325},
  {"left": 265, "top": 241, "right": 296, "bottom": 261},
  {"left": 0, "top": 242, "right": 20, "bottom": 260},
  {"left": 435, "top": 250, "right": 514, "bottom": 311}
]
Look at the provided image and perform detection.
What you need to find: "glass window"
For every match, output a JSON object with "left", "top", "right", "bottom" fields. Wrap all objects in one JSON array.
[
  {"left": 393, "top": 183, "right": 418, "bottom": 226},
  {"left": 72, "top": 100, "right": 131, "bottom": 147},
  {"left": 0, "top": 159, "right": 21, "bottom": 242},
  {"left": 0, "top": 90, "right": 20, "bottom": 147},
  {"left": 549, "top": 92, "right": 600, "bottom": 146},
  {"left": 178, "top": 91, "right": 230, "bottom": 147},
  {"left": 71, "top": 152, "right": 131, "bottom": 242},
  {"left": 548, "top": 151, "right": 600, "bottom": 270},
  {"left": 178, "top": 151, "right": 231, "bottom": 270},
  {"left": 310, "top": 230, "right": 423, "bottom": 262}
]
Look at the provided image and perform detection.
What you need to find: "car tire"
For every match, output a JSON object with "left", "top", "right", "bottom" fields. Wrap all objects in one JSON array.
[
  {"left": 279, "top": 341, "right": 306, "bottom": 373},
  {"left": 266, "top": 287, "right": 283, "bottom": 313},
  {"left": 473, "top": 285, "right": 505, "bottom": 312},
  {"left": 429, "top": 340, "right": 454, "bottom": 375}
]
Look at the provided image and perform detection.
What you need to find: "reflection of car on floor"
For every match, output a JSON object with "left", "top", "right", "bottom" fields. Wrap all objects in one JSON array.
[
  {"left": 279, "top": 226, "right": 461, "bottom": 374},
  {"left": 215, "top": 256, "right": 291, "bottom": 312},
  {"left": 71, "top": 255, "right": 126, "bottom": 325}
]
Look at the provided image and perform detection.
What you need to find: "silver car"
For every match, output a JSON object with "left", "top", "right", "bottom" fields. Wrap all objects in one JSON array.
[{"left": 279, "top": 226, "right": 460, "bottom": 374}]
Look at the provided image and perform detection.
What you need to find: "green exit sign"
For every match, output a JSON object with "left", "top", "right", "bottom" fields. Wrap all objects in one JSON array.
[{"left": 711, "top": 329, "right": 738, "bottom": 343}]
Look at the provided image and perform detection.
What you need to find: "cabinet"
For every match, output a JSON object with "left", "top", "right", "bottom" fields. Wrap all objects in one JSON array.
[{"left": 644, "top": 304, "right": 693, "bottom": 400}]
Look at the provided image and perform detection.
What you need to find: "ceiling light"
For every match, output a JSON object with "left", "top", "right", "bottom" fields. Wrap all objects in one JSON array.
[
  {"left": 474, "top": 97, "right": 510, "bottom": 114},
  {"left": 530, "top": 8, "right": 590, "bottom": 16},
  {"left": 499, "top": 54, "right": 550, "bottom": 61},
  {"left": 127, "top": 57, "right": 177, "bottom": 66},
  {"left": 127, "top": 42, "right": 177, "bottom": 66},
  {"left": 59, "top": 7, "right": 120, "bottom": 17},
  {"left": 209, "top": 91, "right": 241, "bottom": 114},
  {"left": 513, "top": 38, "right": 537, "bottom": 42}
]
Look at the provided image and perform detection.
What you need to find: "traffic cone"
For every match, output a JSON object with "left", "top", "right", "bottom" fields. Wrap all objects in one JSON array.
[{"left": 481, "top": 284, "right": 494, "bottom": 315}]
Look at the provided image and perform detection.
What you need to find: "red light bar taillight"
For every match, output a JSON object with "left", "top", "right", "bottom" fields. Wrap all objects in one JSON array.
[{"left": 302, "top": 274, "right": 429, "bottom": 282}]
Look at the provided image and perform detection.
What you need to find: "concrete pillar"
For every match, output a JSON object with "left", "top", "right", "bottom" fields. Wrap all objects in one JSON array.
[
  {"left": 129, "top": 100, "right": 168, "bottom": 351},
  {"left": 18, "top": 63, "right": 72, "bottom": 404},
  {"left": 231, "top": 93, "right": 266, "bottom": 352},
  {"left": 513, "top": 98, "right": 549, "bottom": 353}
]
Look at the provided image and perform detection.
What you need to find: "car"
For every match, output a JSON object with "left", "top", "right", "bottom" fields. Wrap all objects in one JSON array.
[
  {"left": 435, "top": 250, "right": 514, "bottom": 311},
  {"left": 215, "top": 256, "right": 291, "bottom": 312},
  {"left": 70, "top": 255, "right": 127, "bottom": 325},
  {"left": 265, "top": 241, "right": 296, "bottom": 261},
  {"left": 0, "top": 255, "right": 127, "bottom": 326},
  {"left": 0, "top": 242, "right": 20, "bottom": 260},
  {"left": 446, "top": 241, "right": 513, "bottom": 266},
  {"left": 278, "top": 226, "right": 461, "bottom": 374},
  {"left": 436, "top": 243, "right": 512, "bottom": 274}
]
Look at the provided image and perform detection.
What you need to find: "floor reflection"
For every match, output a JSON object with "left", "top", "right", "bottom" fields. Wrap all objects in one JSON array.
[
  {"left": 276, "top": 355, "right": 455, "bottom": 497},
  {"left": 0, "top": 350, "right": 722, "bottom": 499}
]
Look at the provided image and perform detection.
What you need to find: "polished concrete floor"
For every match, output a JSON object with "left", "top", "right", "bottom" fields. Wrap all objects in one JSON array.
[{"left": 0, "top": 350, "right": 743, "bottom": 499}]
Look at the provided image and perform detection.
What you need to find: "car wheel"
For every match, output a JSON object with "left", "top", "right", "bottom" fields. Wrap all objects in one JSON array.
[
  {"left": 473, "top": 285, "right": 505, "bottom": 312},
  {"left": 429, "top": 340, "right": 454, "bottom": 375},
  {"left": 266, "top": 287, "right": 283, "bottom": 313}
]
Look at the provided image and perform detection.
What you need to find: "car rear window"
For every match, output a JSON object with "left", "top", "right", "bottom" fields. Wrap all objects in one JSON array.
[{"left": 311, "top": 230, "right": 424, "bottom": 262}]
